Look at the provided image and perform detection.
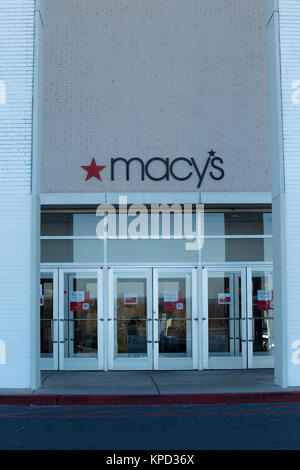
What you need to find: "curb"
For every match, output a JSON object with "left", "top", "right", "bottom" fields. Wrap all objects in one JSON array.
[{"left": 1, "top": 391, "right": 300, "bottom": 406}]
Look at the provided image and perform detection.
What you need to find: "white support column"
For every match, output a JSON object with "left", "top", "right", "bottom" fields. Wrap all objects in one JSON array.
[
  {"left": 267, "top": 0, "right": 300, "bottom": 387},
  {"left": 0, "top": 0, "right": 43, "bottom": 389}
]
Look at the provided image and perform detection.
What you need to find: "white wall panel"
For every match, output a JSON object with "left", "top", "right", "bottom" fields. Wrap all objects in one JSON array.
[
  {"left": 268, "top": 0, "right": 300, "bottom": 386},
  {"left": 0, "top": 0, "right": 42, "bottom": 389}
]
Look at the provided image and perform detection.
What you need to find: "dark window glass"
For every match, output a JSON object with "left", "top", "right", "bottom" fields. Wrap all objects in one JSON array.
[
  {"left": 204, "top": 212, "right": 272, "bottom": 236},
  {"left": 41, "top": 239, "right": 104, "bottom": 262},
  {"left": 41, "top": 213, "right": 99, "bottom": 236},
  {"left": 225, "top": 213, "right": 264, "bottom": 235},
  {"left": 202, "top": 238, "right": 272, "bottom": 262},
  {"left": 41, "top": 213, "right": 73, "bottom": 236}
]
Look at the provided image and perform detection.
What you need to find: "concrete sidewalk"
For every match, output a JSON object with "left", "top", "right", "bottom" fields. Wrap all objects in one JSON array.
[
  {"left": 1, "top": 369, "right": 300, "bottom": 396},
  {"left": 37, "top": 369, "right": 288, "bottom": 395},
  {"left": 1, "top": 370, "right": 300, "bottom": 405}
]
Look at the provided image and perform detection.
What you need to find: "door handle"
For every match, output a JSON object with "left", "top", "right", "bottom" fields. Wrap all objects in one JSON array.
[{"left": 50, "top": 319, "right": 58, "bottom": 344}]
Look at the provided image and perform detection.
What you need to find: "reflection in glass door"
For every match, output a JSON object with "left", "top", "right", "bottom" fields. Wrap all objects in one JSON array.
[
  {"left": 109, "top": 268, "right": 197, "bottom": 370},
  {"left": 59, "top": 270, "right": 103, "bottom": 370},
  {"left": 203, "top": 267, "right": 274, "bottom": 369},
  {"left": 154, "top": 269, "right": 197, "bottom": 370},
  {"left": 203, "top": 269, "right": 247, "bottom": 369},
  {"left": 248, "top": 269, "right": 274, "bottom": 368},
  {"left": 109, "top": 270, "right": 152, "bottom": 370},
  {"left": 40, "top": 270, "right": 58, "bottom": 370}
]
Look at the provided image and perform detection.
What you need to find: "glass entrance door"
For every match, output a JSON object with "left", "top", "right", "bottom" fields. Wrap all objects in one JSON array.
[
  {"left": 247, "top": 268, "right": 274, "bottom": 368},
  {"left": 203, "top": 269, "right": 247, "bottom": 369},
  {"left": 153, "top": 269, "right": 197, "bottom": 370},
  {"left": 108, "top": 269, "right": 152, "bottom": 370},
  {"left": 40, "top": 270, "right": 58, "bottom": 370},
  {"left": 109, "top": 268, "right": 197, "bottom": 370},
  {"left": 41, "top": 269, "right": 103, "bottom": 370},
  {"left": 59, "top": 270, "right": 103, "bottom": 370},
  {"left": 203, "top": 267, "right": 274, "bottom": 369}
]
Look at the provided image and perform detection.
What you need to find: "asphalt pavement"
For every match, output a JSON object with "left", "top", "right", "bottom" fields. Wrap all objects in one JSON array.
[{"left": 0, "top": 401, "right": 300, "bottom": 450}]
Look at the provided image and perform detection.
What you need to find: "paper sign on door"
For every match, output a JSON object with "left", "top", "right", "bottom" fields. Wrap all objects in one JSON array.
[
  {"left": 70, "top": 291, "right": 85, "bottom": 302},
  {"left": 164, "top": 291, "right": 184, "bottom": 312},
  {"left": 40, "top": 284, "right": 44, "bottom": 306},
  {"left": 70, "top": 291, "right": 91, "bottom": 311},
  {"left": 124, "top": 294, "right": 138, "bottom": 305},
  {"left": 164, "top": 291, "right": 178, "bottom": 302},
  {"left": 218, "top": 293, "right": 232, "bottom": 305},
  {"left": 257, "top": 290, "right": 274, "bottom": 310}
]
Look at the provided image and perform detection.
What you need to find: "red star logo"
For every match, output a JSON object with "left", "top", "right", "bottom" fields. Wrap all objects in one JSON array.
[{"left": 81, "top": 158, "right": 106, "bottom": 181}]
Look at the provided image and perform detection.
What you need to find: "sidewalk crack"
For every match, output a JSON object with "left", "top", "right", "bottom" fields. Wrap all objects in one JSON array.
[
  {"left": 149, "top": 372, "right": 160, "bottom": 395},
  {"left": 41, "top": 373, "right": 51, "bottom": 385}
]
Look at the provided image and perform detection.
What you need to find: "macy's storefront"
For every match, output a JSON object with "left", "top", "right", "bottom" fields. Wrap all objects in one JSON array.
[
  {"left": 40, "top": 204, "right": 273, "bottom": 372},
  {"left": 39, "top": 1, "right": 273, "bottom": 373}
]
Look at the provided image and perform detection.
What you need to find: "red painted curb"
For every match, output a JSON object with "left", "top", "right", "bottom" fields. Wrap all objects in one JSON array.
[
  {"left": 57, "top": 392, "right": 300, "bottom": 406},
  {"left": 0, "top": 395, "right": 58, "bottom": 406},
  {"left": 0, "top": 391, "right": 300, "bottom": 406}
]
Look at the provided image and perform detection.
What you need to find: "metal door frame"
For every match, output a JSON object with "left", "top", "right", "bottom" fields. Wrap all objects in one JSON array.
[
  {"left": 202, "top": 266, "right": 247, "bottom": 369},
  {"left": 108, "top": 268, "right": 153, "bottom": 370},
  {"left": 247, "top": 266, "right": 274, "bottom": 369},
  {"left": 108, "top": 267, "right": 197, "bottom": 370},
  {"left": 58, "top": 268, "right": 103, "bottom": 370},
  {"left": 153, "top": 267, "right": 198, "bottom": 370},
  {"left": 40, "top": 268, "right": 59, "bottom": 370}
]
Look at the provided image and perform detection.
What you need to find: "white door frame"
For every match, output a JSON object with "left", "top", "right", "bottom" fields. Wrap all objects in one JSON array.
[
  {"left": 202, "top": 266, "right": 247, "bottom": 370},
  {"left": 58, "top": 268, "right": 103, "bottom": 370},
  {"left": 247, "top": 266, "right": 274, "bottom": 369},
  {"left": 40, "top": 268, "right": 59, "bottom": 370},
  {"left": 153, "top": 268, "right": 198, "bottom": 370},
  {"left": 108, "top": 267, "right": 197, "bottom": 370},
  {"left": 108, "top": 268, "right": 153, "bottom": 370}
]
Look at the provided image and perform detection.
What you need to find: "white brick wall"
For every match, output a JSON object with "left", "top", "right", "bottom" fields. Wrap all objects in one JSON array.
[
  {"left": 279, "top": 0, "right": 300, "bottom": 386},
  {"left": 0, "top": 196, "right": 32, "bottom": 387},
  {"left": 0, "top": 0, "right": 34, "bottom": 194},
  {"left": 268, "top": 0, "right": 300, "bottom": 386},
  {"left": 0, "top": 0, "right": 41, "bottom": 388}
]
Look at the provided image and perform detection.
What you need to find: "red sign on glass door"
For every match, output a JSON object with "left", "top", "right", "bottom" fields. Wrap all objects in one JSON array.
[
  {"left": 163, "top": 290, "right": 185, "bottom": 312},
  {"left": 257, "top": 289, "right": 274, "bottom": 310},
  {"left": 70, "top": 291, "right": 91, "bottom": 311}
]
